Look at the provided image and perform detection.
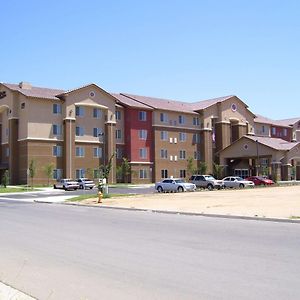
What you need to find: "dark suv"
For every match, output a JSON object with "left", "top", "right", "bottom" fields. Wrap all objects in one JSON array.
[{"left": 189, "top": 175, "right": 224, "bottom": 190}]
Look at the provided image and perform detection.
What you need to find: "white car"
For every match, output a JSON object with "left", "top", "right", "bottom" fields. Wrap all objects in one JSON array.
[
  {"left": 155, "top": 178, "right": 196, "bottom": 193},
  {"left": 53, "top": 179, "right": 79, "bottom": 191},
  {"left": 222, "top": 176, "right": 255, "bottom": 188},
  {"left": 77, "top": 178, "right": 95, "bottom": 189}
]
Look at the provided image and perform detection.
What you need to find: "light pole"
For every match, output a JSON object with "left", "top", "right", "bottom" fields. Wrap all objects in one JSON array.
[
  {"left": 98, "top": 132, "right": 108, "bottom": 194},
  {"left": 256, "top": 139, "right": 259, "bottom": 176}
]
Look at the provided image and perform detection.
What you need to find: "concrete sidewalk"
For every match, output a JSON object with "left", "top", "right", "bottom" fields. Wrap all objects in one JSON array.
[
  {"left": 0, "top": 281, "right": 35, "bottom": 300},
  {"left": 75, "top": 185, "right": 300, "bottom": 221}
]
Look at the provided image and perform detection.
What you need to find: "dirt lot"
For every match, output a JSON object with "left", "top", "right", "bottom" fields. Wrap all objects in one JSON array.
[{"left": 78, "top": 185, "right": 300, "bottom": 220}]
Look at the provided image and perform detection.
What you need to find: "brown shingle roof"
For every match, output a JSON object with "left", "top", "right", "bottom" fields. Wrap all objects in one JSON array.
[
  {"left": 190, "top": 95, "right": 235, "bottom": 110},
  {"left": 2, "top": 83, "right": 64, "bottom": 100},
  {"left": 111, "top": 93, "right": 153, "bottom": 109},
  {"left": 254, "top": 114, "right": 298, "bottom": 128},
  {"left": 246, "top": 135, "right": 299, "bottom": 151},
  {"left": 120, "top": 93, "right": 199, "bottom": 114},
  {"left": 275, "top": 117, "right": 300, "bottom": 127}
]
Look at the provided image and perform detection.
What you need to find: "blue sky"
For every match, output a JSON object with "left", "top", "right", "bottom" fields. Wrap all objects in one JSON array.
[{"left": 1, "top": 0, "right": 299, "bottom": 119}]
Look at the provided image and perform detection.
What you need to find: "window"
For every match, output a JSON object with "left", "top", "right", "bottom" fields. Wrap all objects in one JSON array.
[
  {"left": 180, "top": 170, "right": 186, "bottom": 178},
  {"left": 139, "top": 148, "right": 147, "bottom": 159},
  {"left": 93, "top": 147, "right": 102, "bottom": 158},
  {"left": 283, "top": 128, "right": 287, "bottom": 136},
  {"left": 139, "top": 111, "right": 147, "bottom": 121},
  {"left": 139, "top": 130, "right": 147, "bottom": 140},
  {"left": 21, "top": 102, "right": 25, "bottom": 109},
  {"left": 6, "top": 128, "right": 9, "bottom": 137},
  {"left": 160, "top": 112, "right": 168, "bottom": 123},
  {"left": 76, "top": 146, "right": 85, "bottom": 157},
  {"left": 193, "top": 133, "right": 200, "bottom": 143},
  {"left": 271, "top": 127, "right": 276, "bottom": 135},
  {"left": 179, "top": 150, "right": 186, "bottom": 159},
  {"left": 115, "top": 110, "right": 121, "bottom": 120},
  {"left": 116, "top": 129, "right": 122, "bottom": 139},
  {"left": 76, "top": 126, "right": 84, "bottom": 136},
  {"left": 76, "top": 106, "right": 84, "bottom": 117},
  {"left": 93, "top": 128, "right": 102, "bottom": 137},
  {"left": 160, "top": 149, "right": 168, "bottom": 159},
  {"left": 116, "top": 148, "right": 123, "bottom": 159},
  {"left": 76, "top": 169, "right": 85, "bottom": 178},
  {"left": 139, "top": 169, "right": 148, "bottom": 179},
  {"left": 179, "top": 115, "right": 185, "bottom": 124},
  {"left": 94, "top": 169, "right": 100, "bottom": 179},
  {"left": 160, "top": 131, "right": 168, "bottom": 141},
  {"left": 93, "top": 108, "right": 102, "bottom": 119},
  {"left": 53, "top": 145, "right": 62, "bottom": 157},
  {"left": 179, "top": 132, "right": 187, "bottom": 142},
  {"left": 194, "top": 151, "right": 201, "bottom": 160},
  {"left": 161, "top": 169, "right": 168, "bottom": 178},
  {"left": 193, "top": 117, "right": 200, "bottom": 126},
  {"left": 53, "top": 103, "right": 62, "bottom": 114},
  {"left": 53, "top": 169, "right": 63, "bottom": 180},
  {"left": 5, "top": 148, "right": 9, "bottom": 157},
  {"left": 262, "top": 125, "right": 265, "bottom": 133},
  {"left": 52, "top": 124, "right": 62, "bottom": 136}
]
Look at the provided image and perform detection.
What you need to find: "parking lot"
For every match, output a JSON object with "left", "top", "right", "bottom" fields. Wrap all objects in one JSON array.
[{"left": 79, "top": 185, "right": 300, "bottom": 220}]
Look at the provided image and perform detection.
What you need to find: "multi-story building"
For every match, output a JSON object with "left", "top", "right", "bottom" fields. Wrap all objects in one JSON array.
[{"left": 0, "top": 81, "right": 299, "bottom": 184}]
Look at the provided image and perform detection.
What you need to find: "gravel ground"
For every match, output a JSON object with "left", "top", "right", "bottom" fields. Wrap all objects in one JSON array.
[{"left": 77, "top": 185, "right": 300, "bottom": 220}]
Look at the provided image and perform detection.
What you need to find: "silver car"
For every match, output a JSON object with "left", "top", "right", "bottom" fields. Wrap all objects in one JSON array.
[
  {"left": 77, "top": 178, "right": 95, "bottom": 189},
  {"left": 222, "top": 176, "right": 255, "bottom": 188},
  {"left": 155, "top": 178, "right": 196, "bottom": 193}
]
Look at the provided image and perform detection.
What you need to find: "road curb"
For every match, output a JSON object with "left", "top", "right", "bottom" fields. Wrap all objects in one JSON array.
[
  {"left": 34, "top": 200, "right": 300, "bottom": 224},
  {"left": 0, "top": 281, "right": 36, "bottom": 300}
]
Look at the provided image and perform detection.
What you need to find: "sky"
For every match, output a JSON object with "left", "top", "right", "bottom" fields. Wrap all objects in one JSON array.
[{"left": 1, "top": 0, "right": 299, "bottom": 119}]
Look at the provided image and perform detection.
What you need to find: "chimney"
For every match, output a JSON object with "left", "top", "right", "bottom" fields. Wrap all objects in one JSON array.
[{"left": 19, "top": 82, "right": 32, "bottom": 89}]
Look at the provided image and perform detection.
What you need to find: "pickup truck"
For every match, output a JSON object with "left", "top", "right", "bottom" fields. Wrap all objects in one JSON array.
[{"left": 53, "top": 179, "right": 79, "bottom": 191}]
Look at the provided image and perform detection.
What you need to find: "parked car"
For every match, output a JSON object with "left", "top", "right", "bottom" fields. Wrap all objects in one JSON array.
[
  {"left": 189, "top": 175, "right": 224, "bottom": 190},
  {"left": 77, "top": 178, "right": 95, "bottom": 189},
  {"left": 53, "top": 179, "right": 79, "bottom": 191},
  {"left": 155, "top": 178, "right": 196, "bottom": 193},
  {"left": 222, "top": 176, "right": 255, "bottom": 188},
  {"left": 245, "top": 176, "right": 275, "bottom": 186}
]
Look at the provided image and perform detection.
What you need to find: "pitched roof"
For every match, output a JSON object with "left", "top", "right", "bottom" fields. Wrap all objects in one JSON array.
[
  {"left": 190, "top": 95, "right": 235, "bottom": 110},
  {"left": 1, "top": 83, "right": 64, "bottom": 100},
  {"left": 254, "top": 114, "right": 276, "bottom": 125},
  {"left": 245, "top": 135, "right": 299, "bottom": 151},
  {"left": 111, "top": 93, "right": 153, "bottom": 109},
  {"left": 275, "top": 117, "right": 300, "bottom": 127},
  {"left": 120, "top": 93, "right": 198, "bottom": 114}
]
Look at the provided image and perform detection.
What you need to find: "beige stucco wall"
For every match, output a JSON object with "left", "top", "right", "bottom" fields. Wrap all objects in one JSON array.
[
  {"left": 63, "top": 86, "right": 116, "bottom": 123},
  {"left": 254, "top": 122, "right": 271, "bottom": 137},
  {"left": 152, "top": 110, "right": 199, "bottom": 129}
]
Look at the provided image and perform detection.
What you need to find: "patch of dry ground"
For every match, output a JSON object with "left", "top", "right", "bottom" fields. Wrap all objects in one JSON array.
[{"left": 76, "top": 185, "right": 300, "bottom": 220}]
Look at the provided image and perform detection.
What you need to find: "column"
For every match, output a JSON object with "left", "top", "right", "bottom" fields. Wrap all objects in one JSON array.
[
  {"left": 215, "top": 122, "right": 231, "bottom": 152},
  {"left": 296, "top": 165, "right": 300, "bottom": 180},
  {"left": 8, "top": 118, "right": 19, "bottom": 184},
  {"left": 271, "top": 163, "right": 281, "bottom": 182},
  {"left": 200, "top": 129, "right": 213, "bottom": 174},
  {"left": 281, "top": 165, "right": 291, "bottom": 181},
  {"left": 63, "top": 118, "right": 76, "bottom": 178}
]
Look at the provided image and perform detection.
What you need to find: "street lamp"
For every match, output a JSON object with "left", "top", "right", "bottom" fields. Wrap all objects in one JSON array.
[
  {"left": 98, "top": 132, "right": 108, "bottom": 194},
  {"left": 256, "top": 139, "right": 259, "bottom": 176}
]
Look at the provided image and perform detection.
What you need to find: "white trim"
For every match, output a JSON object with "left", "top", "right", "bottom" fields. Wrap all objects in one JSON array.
[
  {"left": 74, "top": 102, "right": 108, "bottom": 109},
  {"left": 270, "top": 161, "right": 282, "bottom": 165},
  {"left": 200, "top": 128, "right": 212, "bottom": 131},
  {"left": 1, "top": 142, "right": 8, "bottom": 145},
  {"left": 214, "top": 121, "right": 231, "bottom": 124},
  {"left": 18, "top": 137, "right": 64, "bottom": 142},
  {"left": 8, "top": 117, "right": 19, "bottom": 120},
  {"left": 105, "top": 121, "right": 117, "bottom": 125},
  {"left": 153, "top": 124, "right": 200, "bottom": 131},
  {"left": 64, "top": 117, "right": 76, "bottom": 121},
  {"left": 75, "top": 139, "right": 103, "bottom": 144},
  {"left": 130, "top": 161, "right": 154, "bottom": 165}
]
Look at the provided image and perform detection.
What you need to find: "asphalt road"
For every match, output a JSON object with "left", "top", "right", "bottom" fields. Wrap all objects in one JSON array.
[{"left": 0, "top": 201, "right": 300, "bottom": 300}]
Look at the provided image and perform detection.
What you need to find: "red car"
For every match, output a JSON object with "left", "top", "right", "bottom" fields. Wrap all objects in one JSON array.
[{"left": 246, "top": 176, "right": 275, "bottom": 186}]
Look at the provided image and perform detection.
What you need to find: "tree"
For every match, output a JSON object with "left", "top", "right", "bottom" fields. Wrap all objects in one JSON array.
[
  {"left": 213, "top": 163, "right": 224, "bottom": 179},
  {"left": 100, "top": 152, "right": 115, "bottom": 183},
  {"left": 29, "top": 159, "right": 36, "bottom": 188},
  {"left": 121, "top": 158, "right": 131, "bottom": 183},
  {"left": 43, "top": 163, "right": 54, "bottom": 186},
  {"left": 2, "top": 170, "right": 9, "bottom": 188},
  {"left": 186, "top": 157, "right": 195, "bottom": 178},
  {"left": 197, "top": 161, "right": 207, "bottom": 175},
  {"left": 86, "top": 168, "right": 93, "bottom": 179}
]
